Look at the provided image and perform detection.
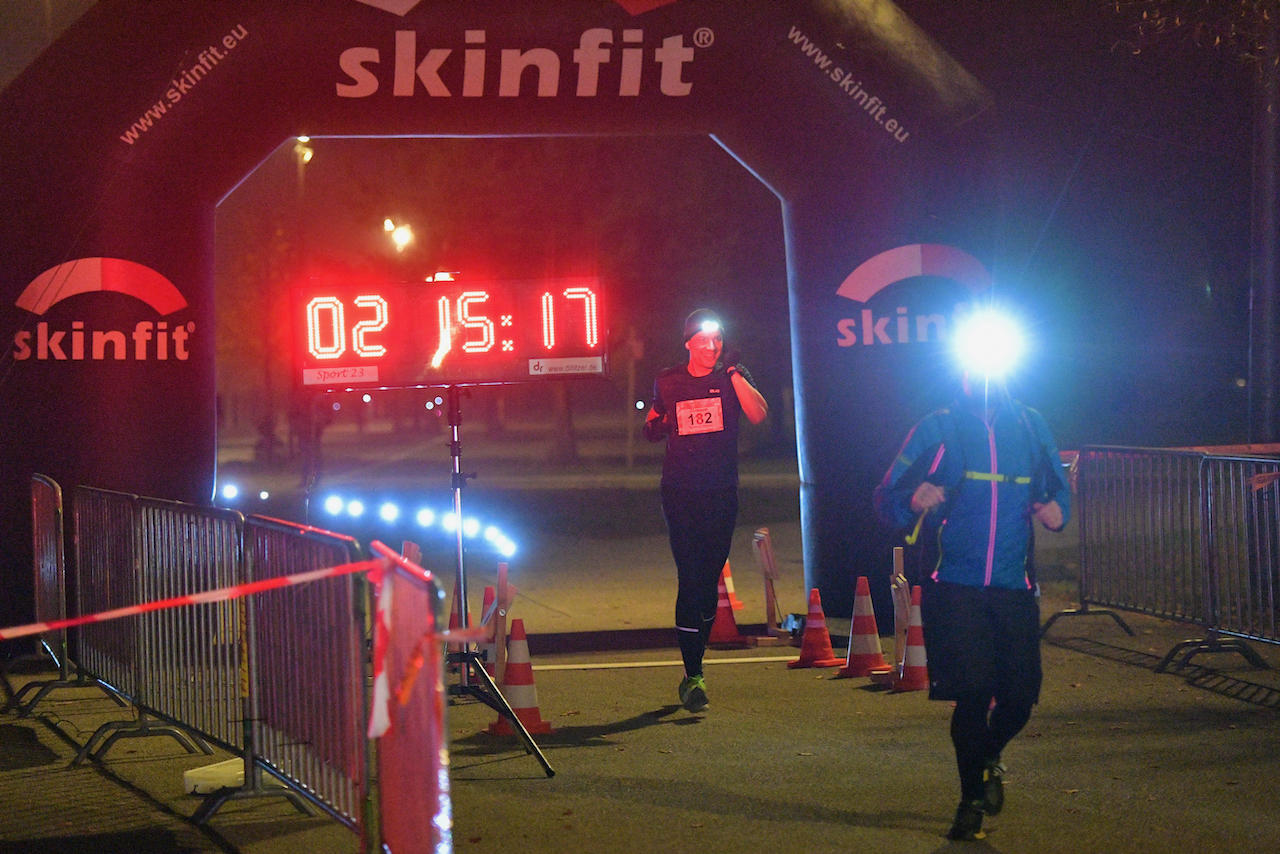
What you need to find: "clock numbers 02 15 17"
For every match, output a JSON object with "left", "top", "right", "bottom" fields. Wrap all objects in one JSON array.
[{"left": 296, "top": 279, "right": 603, "bottom": 387}]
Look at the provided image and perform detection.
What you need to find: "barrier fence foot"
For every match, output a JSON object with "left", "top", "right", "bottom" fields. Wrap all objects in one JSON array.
[
  {"left": 73, "top": 712, "right": 213, "bottom": 766},
  {"left": 1, "top": 644, "right": 61, "bottom": 713},
  {"left": 4, "top": 678, "right": 80, "bottom": 717},
  {"left": 1040, "top": 606, "right": 1135, "bottom": 639},
  {"left": 192, "top": 789, "right": 318, "bottom": 825},
  {"left": 450, "top": 651, "right": 555, "bottom": 778},
  {"left": 1155, "top": 636, "right": 1271, "bottom": 674},
  {"left": 3, "top": 664, "right": 124, "bottom": 717},
  {"left": 190, "top": 761, "right": 319, "bottom": 826}
]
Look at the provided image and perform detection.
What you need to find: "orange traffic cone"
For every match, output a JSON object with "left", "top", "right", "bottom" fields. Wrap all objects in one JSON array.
[
  {"left": 892, "top": 585, "right": 930, "bottom": 693},
  {"left": 708, "top": 574, "right": 750, "bottom": 648},
  {"left": 787, "top": 588, "right": 845, "bottom": 668},
  {"left": 479, "top": 585, "right": 497, "bottom": 676},
  {"left": 488, "top": 619, "right": 554, "bottom": 735},
  {"left": 836, "top": 576, "right": 894, "bottom": 678},
  {"left": 721, "top": 561, "right": 745, "bottom": 611}
]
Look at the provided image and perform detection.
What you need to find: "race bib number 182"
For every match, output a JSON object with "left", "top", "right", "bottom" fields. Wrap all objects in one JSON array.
[{"left": 675, "top": 397, "right": 725, "bottom": 435}]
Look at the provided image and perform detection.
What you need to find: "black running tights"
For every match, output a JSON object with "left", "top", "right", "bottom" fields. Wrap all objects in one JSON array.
[
  {"left": 662, "top": 486, "right": 737, "bottom": 678},
  {"left": 950, "top": 696, "right": 1034, "bottom": 802}
]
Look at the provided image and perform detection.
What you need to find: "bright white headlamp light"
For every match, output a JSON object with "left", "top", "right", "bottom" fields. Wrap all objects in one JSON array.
[{"left": 953, "top": 308, "right": 1025, "bottom": 379}]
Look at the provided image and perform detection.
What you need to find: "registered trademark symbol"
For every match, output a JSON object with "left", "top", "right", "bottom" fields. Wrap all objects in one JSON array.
[{"left": 693, "top": 27, "right": 714, "bottom": 48}]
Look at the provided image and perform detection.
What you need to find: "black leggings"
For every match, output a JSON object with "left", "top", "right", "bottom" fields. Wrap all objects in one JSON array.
[
  {"left": 950, "top": 696, "right": 1034, "bottom": 802},
  {"left": 662, "top": 486, "right": 737, "bottom": 677}
]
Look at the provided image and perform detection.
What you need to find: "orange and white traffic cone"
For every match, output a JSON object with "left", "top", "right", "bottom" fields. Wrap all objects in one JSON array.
[
  {"left": 708, "top": 574, "right": 750, "bottom": 648},
  {"left": 479, "top": 585, "right": 497, "bottom": 677},
  {"left": 892, "top": 585, "right": 930, "bottom": 693},
  {"left": 787, "top": 588, "right": 845, "bottom": 669},
  {"left": 836, "top": 576, "right": 894, "bottom": 679},
  {"left": 721, "top": 561, "right": 745, "bottom": 611},
  {"left": 487, "top": 619, "right": 554, "bottom": 735}
]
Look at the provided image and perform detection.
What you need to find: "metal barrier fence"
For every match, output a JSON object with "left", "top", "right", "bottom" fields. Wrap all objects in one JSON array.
[
  {"left": 1044, "top": 446, "right": 1279, "bottom": 671},
  {"left": 75, "top": 487, "right": 148, "bottom": 718},
  {"left": 1202, "top": 455, "right": 1280, "bottom": 646},
  {"left": 241, "top": 515, "right": 369, "bottom": 829},
  {"left": 6, "top": 478, "right": 451, "bottom": 852},
  {"left": 1076, "top": 447, "right": 1206, "bottom": 623},
  {"left": 1, "top": 475, "right": 111, "bottom": 716},
  {"left": 74, "top": 487, "right": 222, "bottom": 760},
  {"left": 31, "top": 475, "right": 66, "bottom": 672},
  {"left": 61, "top": 487, "right": 438, "bottom": 851},
  {"left": 136, "top": 496, "right": 245, "bottom": 750}
]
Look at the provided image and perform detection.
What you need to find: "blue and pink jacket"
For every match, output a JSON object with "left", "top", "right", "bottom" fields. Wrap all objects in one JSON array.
[{"left": 873, "top": 398, "right": 1071, "bottom": 591}]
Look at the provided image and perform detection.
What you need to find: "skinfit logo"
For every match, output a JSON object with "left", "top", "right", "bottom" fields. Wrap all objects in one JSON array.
[
  {"left": 337, "top": 27, "right": 700, "bottom": 99},
  {"left": 834, "top": 244, "right": 990, "bottom": 348},
  {"left": 11, "top": 258, "right": 194, "bottom": 362}
]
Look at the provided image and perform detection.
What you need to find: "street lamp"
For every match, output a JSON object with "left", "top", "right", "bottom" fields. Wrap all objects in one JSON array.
[
  {"left": 293, "top": 136, "right": 313, "bottom": 201},
  {"left": 384, "top": 218, "right": 413, "bottom": 252},
  {"left": 293, "top": 136, "right": 313, "bottom": 164}
]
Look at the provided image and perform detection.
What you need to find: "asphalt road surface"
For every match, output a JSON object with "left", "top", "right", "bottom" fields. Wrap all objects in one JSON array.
[{"left": 3, "top": 508, "right": 1280, "bottom": 854}]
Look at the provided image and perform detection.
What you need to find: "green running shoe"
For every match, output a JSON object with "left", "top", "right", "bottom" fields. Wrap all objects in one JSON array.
[{"left": 678, "top": 674, "right": 708, "bottom": 712}]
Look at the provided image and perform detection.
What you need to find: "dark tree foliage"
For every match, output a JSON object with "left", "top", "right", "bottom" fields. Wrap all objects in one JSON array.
[{"left": 1110, "top": 0, "right": 1275, "bottom": 60}]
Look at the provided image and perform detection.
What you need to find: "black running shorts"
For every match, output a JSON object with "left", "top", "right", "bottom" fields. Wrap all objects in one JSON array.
[{"left": 919, "top": 579, "right": 1042, "bottom": 706}]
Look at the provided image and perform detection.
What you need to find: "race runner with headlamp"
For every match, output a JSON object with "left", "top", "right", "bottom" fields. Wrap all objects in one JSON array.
[
  {"left": 873, "top": 309, "right": 1071, "bottom": 841},
  {"left": 644, "top": 309, "right": 768, "bottom": 712}
]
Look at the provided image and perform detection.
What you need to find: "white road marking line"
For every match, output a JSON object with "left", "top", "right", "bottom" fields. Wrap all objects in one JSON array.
[{"left": 533, "top": 655, "right": 800, "bottom": 671}]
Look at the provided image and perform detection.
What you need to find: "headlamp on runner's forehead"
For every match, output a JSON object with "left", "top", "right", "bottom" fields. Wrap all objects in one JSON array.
[
  {"left": 683, "top": 308, "right": 724, "bottom": 342},
  {"left": 952, "top": 308, "right": 1025, "bottom": 379}
]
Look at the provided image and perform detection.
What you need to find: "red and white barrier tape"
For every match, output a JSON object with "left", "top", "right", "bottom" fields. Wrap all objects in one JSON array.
[
  {"left": 0, "top": 557, "right": 391, "bottom": 641},
  {"left": 2, "top": 550, "right": 488, "bottom": 649}
]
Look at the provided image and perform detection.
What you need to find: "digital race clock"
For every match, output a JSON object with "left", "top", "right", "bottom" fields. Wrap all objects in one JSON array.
[{"left": 292, "top": 276, "right": 607, "bottom": 390}]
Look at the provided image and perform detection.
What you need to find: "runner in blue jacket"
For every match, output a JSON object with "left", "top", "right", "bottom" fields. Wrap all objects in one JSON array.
[{"left": 874, "top": 372, "right": 1070, "bottom": 841}]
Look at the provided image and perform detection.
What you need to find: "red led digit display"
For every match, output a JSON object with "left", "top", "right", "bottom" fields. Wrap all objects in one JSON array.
[{"left": 292, "top": 277, "right": 607, "bottom": 390}]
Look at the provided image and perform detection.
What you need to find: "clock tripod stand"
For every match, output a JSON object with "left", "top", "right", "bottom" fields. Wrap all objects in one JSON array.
[{"left": 443, "top": 384, "right": 554, "bottom": 777}]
